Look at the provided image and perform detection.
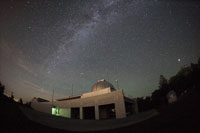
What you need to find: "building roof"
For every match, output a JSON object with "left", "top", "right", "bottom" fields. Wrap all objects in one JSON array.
[
  {"left": 56, "top": 95, "right": 81, "bottom": 101},
  {"left": 31, "top": 97, "right": 49, "bottom": 102},
  {"left": 91, "top": 79, "right": 116, "bottom": 92}
]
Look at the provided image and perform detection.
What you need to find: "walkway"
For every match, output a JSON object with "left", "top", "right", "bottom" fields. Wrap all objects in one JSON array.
[{"left": 20, "top": 107, "right": 158, "bottom": 132}]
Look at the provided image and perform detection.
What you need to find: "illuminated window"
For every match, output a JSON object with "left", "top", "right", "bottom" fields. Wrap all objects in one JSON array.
[
  {"left": 52, "top": 106, "right": 57, "bottom": 115},
  {"left": 52, "top": 106, "right": 71, "bottom": 118}
]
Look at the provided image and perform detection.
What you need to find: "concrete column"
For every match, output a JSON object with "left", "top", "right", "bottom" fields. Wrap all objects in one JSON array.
[
  {"left": 80, "top": 107, "right": 83, "bottom": 119},
  {"left": 115, "top": 102, "right": 126, "bottom": 118},
  {"left": 134, "top": 99, "right": 138, "bottom": 114},
  {"left": 115, "top": 90, "right": 126, "bottom": 119},
  {"left": 95, "top": 105, "right": 99, "bottom": 120}
]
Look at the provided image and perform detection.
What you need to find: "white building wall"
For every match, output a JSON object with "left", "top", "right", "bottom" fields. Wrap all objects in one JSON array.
[{"left": 81, "top": 88, "right": 111, "bottom": 98}]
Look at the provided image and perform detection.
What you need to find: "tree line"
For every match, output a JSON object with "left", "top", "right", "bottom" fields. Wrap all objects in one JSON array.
[
  {"left": 137, "top": 57, "right": 200, "bottom": 112},
  {"left": 0, "top": 82, "right": 31, "bottom": 107}
]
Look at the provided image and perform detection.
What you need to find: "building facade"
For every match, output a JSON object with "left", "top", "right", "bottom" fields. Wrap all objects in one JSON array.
[{"left": 31, "top": 79, "right": 138, "bottom": 120}]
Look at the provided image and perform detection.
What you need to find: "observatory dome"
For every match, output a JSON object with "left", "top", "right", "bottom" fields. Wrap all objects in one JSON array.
[{"left": 91, "top": 79, "right": 116, "bottom": 92}]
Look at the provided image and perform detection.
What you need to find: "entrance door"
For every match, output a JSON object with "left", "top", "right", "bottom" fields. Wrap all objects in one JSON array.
[
  {"left": 99, "top": 103, "right": 116, "bottom": 119},
  {"left": 71, "top": 107, "right": 80, "bottom": 119},
  {"left": 83, "top": 106, "right": 95, "bottom": 120}
]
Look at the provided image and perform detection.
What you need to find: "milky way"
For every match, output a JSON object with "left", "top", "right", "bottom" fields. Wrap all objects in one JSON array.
[{"left": 0, "top": 0, "right": 200, "bottom": 101}]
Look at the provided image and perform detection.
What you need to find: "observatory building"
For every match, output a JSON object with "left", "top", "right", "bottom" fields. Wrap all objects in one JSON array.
[{"left": 31, "top": 79, "right": 138, "bottom": 120}]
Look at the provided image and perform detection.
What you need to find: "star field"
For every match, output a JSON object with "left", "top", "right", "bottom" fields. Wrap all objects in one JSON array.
[{"left": 0, "top": 0, "right": 200, "bottom": 101}]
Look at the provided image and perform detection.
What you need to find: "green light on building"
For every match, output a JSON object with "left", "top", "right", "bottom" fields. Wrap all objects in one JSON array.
[
  {"left": 52, "top": 107, "right": 71, "bottom": 118},
  {"left": 52, "top": 107, "right": 57, "bottom": 115}
]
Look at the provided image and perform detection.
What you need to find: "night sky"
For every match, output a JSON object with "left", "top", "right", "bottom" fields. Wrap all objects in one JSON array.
[{"left": 0, "top": 0, "right": 200, "bottom": 101}]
